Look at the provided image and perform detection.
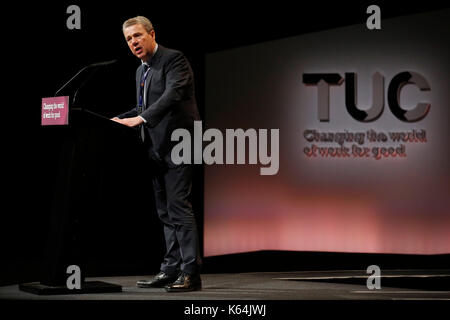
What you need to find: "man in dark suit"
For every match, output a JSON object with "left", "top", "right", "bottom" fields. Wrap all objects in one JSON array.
[{"left": 112, "top": 16, "right": 202, "bottom": 292}]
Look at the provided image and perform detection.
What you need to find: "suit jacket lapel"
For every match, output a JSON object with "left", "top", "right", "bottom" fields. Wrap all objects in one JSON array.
[
  {"left": 143, "top": 68, "right": 154, "bottom": 106},
  {"left": 136, "top": 64, "right": 148, "bottom": 104},
  {"left": 143, "top": 46, "right": 163, "bottom": 107}
]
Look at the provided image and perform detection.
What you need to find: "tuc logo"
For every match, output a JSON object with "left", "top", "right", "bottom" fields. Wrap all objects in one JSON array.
[{"left": 303, "top": 71, "right": 431, "bottom": 122}]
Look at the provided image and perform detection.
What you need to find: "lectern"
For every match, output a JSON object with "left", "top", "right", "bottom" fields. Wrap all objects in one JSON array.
[{"left": 19, "top": 107, "right": 140, "bottom": 294}]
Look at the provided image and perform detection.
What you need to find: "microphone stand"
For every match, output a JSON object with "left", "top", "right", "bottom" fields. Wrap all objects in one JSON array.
[{"left": 54, "top": 59, "right": 118, "bottom": 103}]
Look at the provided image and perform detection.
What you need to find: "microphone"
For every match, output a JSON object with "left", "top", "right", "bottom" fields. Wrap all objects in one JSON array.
[
  {"left": 54, "top": 59, "right": 118, "bottom": 97},
  {"left": 87, "top": 59, "right": 118, "bottom": 68}
]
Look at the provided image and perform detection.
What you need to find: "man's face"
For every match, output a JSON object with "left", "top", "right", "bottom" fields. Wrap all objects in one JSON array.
[{"left": 124, "top": 24, "right": 156, "bottom": 61}]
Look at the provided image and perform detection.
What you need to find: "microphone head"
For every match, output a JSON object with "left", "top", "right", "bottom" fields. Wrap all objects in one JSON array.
[{"left": 90, "top": 59, "right": 118, "bottom": 67}]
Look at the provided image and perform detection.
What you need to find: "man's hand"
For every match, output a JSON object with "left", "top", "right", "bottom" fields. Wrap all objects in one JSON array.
[{"left": 111, "top": 116, "right": 144, "bottom": 127}]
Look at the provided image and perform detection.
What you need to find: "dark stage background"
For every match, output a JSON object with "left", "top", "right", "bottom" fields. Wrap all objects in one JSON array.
[{"left": 1, "top": 1, "right": 449, "bottom": 286}]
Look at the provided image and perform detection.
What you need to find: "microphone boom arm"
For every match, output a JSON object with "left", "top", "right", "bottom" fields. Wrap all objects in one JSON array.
[{"left": 54, "top": 59, "right": 118, "bottom": 98}]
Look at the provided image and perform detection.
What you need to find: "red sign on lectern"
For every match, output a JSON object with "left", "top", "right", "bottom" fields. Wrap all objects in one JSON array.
[{"left": 41, "top": 96, "right": 69, "bottom": 126}]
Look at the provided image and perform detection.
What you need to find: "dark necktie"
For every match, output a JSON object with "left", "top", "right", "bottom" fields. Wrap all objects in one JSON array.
[
  {"left": 139, "top": 63, "right": 150, "bottom": 108},
  {"left": 139, "top": 64, "right": 150, "bottom": 142}
]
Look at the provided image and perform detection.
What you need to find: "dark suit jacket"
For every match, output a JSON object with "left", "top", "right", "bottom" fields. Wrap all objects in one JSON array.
[{"left": 119, "top": 45, "right": 200, "bottom": 159}]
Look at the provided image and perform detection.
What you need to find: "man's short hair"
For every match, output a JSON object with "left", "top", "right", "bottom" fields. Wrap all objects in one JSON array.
[{"left": 122, "top": 16, "right": 154, "bottom": 33}]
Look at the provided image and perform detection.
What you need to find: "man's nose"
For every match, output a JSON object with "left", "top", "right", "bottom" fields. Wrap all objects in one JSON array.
[{"left": 132, "top": 38, "right": 139, "bottom": 47}]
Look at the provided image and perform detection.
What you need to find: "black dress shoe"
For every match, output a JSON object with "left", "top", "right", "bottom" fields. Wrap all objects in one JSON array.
[
  {"left": 137, "top": 271, "right": 179, "bottom": 288},
  {"left": 165, "top": 272, "right": 202, "bottom": 292}
]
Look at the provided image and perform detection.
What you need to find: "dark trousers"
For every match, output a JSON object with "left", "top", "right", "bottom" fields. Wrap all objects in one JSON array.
[{"left": 151, "top": 153, "right": 202, "bottom": 276}]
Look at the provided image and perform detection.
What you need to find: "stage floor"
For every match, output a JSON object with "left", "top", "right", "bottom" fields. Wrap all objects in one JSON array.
[{"left": 1, "top": 270, "right": 449, "bottom": 300}]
